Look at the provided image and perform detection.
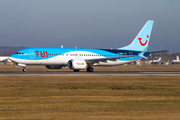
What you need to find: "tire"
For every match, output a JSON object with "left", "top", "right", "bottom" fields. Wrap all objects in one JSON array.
[
  {"left": 73, "top": 70, "right": 80, "bottom": 72},
  {"left": 87, "top": 67, "right": 93, "bottom": 72},
  {"left": 22, "top": 68, "right": 27, "bottom": 72}
]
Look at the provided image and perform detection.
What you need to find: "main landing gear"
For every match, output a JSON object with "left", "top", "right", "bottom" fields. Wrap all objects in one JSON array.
[
  {"left": 22, "top": 67, "right": 27, "bottom": 72},
  {"left": 73, "top": 67, "right": 94, "bottom": 72},
  {"left": 73, "top": 69, "right": 80, "bottom": 72},
  {"left": 87, "top": 67, "right": 93, "bottom": 72}
]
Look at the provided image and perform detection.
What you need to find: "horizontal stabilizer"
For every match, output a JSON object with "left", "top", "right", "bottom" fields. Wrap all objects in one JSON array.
[
  {"left": 138, "top": 47, "right": 148, "bottom": 59},
  {"left": 139, "top": 52, "right": 148, "bottom": 59}
]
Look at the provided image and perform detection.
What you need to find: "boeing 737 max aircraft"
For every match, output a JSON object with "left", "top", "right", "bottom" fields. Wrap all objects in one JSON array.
[{"left": 1, "top": 20, "right": 167, "bottom": 72}]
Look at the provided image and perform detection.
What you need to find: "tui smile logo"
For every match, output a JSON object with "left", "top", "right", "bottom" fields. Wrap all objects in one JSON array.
[{"left": 138, "top": 35, "right": 149, "bottom": 46}]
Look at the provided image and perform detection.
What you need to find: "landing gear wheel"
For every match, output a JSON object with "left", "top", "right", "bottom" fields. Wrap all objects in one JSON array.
[
  {"left": 22, "top": 68, "right": 27, "bottom": 72},
  {"left": 87, "top": 67, "right": 93, "bottom": 72},
  {"left": 73, "top": 70, "right": 80, "bottom": 72}
]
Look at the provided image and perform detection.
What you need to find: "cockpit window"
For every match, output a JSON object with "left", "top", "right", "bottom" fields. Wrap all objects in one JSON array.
[{"left": 15, "top": 52, "right": 24, "bottom": 55}]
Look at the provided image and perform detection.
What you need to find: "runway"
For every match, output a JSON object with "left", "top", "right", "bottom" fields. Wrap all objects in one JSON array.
[{"left": 0, "top": 71, "right": 180, "bottom": 76}]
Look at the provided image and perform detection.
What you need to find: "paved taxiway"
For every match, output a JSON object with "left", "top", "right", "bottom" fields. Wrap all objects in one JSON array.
[{"left": 0, "top": 71, "right": 180, "bottom": 76}]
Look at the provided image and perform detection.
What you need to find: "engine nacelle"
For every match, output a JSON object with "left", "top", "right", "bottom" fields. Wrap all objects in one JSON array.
[
  {"left": 68, "top": 59, "right": 87, "bottom": 70},
  {"left": 45, "top": 65, "right": 63, "bottom": 69}
]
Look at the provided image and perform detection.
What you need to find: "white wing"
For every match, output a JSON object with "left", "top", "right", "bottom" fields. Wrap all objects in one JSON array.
[{"left": 0, "top": 56, "right": 9, "bottom": 62}]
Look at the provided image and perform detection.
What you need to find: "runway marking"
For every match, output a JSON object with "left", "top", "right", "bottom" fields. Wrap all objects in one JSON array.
[
  {"left": 0, "top": 71, "right": 180, "bottom": 76},
  {"left": 0, "top": 73, "right": 180, "bottom": 76},
  {"left": 142, "top": 72, "right": 180, "bottom": 74}
]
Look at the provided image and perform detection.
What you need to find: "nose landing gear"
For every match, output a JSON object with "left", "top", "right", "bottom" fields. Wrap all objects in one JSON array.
[
  {"left": 18, "top": 63, "right": 27, "bottom": 72},
  {"left": 22, "top": 67, "right": 27, "bottom": 72}
]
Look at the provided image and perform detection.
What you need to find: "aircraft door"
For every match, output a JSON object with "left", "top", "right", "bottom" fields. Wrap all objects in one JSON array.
[
  {"left": 129, "top": 52, "right": 133, "bottom": 61},
  {"left": 29, "top": 49, "right": 34, "bottom": 59},
  {"left": 75, "top": 53, "right": 82, "bottom": 59}
]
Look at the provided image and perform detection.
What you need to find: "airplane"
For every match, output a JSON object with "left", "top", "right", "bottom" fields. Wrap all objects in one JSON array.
[
  {"left": 1, "top": 20, "right": 168, "bottom": 72},
  {"left": 172, "top": 56, "right": 180, "bottom": 63},
  {"left": 148, "top": 57, "right": 161, "bottom": 63},
  {"left": 152, "top": 57, "right": 161, "bottom": 62}
]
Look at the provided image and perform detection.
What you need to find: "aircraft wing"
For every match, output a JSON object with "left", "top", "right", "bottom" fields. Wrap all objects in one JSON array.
[
  {"left": 0, "top": 56, "right": 9, "bottom": 62},
  {"left": 86, "top": 48, "right": 168, "bottom": 64},
  {"left": 85, "top": 55, "right": 137, "bottom": 63},
  {"left": 144, "top": 50, "right": 170, "bottom": 55},
  {"left": 85, "top": 48, "right": 152, "bottom": 64}
]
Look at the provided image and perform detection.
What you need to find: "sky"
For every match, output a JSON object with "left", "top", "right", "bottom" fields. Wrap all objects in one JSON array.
[{"left": 0, "top": 0, "right": 180, "bottom": 53}]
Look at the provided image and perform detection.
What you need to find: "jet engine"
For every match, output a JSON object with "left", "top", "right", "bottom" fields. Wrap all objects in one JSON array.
[
  {"left": 68, "top": 59, "right": 87, "bottom": 70},
  {"left": 45, "top": 65, "right": 63, "bottom": 69}
]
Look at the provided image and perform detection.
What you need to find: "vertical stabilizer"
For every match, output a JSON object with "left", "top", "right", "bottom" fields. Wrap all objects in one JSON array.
[{"left": 118, "top": 20, "right": 154, "bottom": 51}]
